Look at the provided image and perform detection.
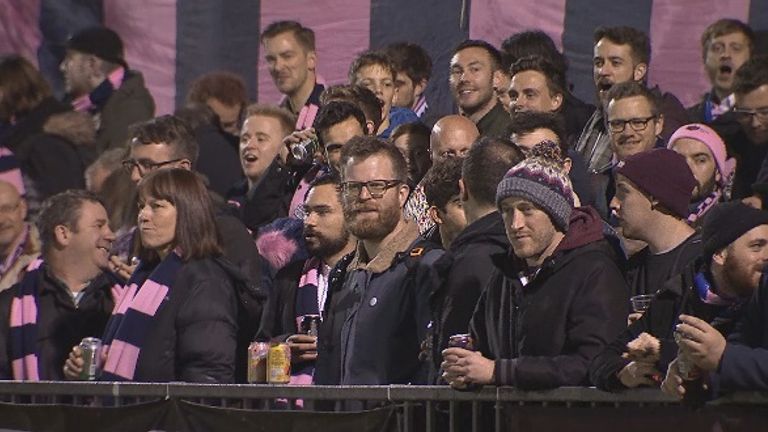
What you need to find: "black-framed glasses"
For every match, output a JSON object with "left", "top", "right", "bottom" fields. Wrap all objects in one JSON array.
[
  {"left": 607, "top": 116, "right": 657, "bottom": 134},
  {"left": 121, "top": 158, "right": 184, "bottom": 175},
  {"left": 732, "top": 106, "right": 768, "bottom": 123},
  {"left": 340, "top": 180, "right": 403, "bottom": 199}
]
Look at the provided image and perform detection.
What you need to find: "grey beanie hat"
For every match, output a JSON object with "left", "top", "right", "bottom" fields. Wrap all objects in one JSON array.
[{"left": 496, "top": 156, "right": 574, "bottom": 232}]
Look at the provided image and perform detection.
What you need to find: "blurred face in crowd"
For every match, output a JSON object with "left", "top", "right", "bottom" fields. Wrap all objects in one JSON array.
[
  {"left": 431, "top": 196, "right": 466, "bottom": 249},
  {"left": 714, "top": 224, "right": 768, "bottom": 298},
  {"left": 239, "top": 114, "right": 287, "bottom": 184},
  {"left": 430, "top": 116, "right": 479, "bottom": 162},
  {"left": 510, "top": 128, "right": 560, "bottom": 152},
  {"left": 610, "top": 174, "right": 654, "bottom": 241},
  {"left": 354, "top": 64, "right": 395, "bottom": 122},
  {"left": 302, "top": 183, "right": 351, "bottom": 261},
  {"left": 669, "top": 138, "right": 718, "bottom": 200},
  {"left": 0, "top": 182, "right": 26, "bottom": 259},
  {"left": 126, "top": 143, "right": 191, "bottom": 184},
  {"left": 704, "top": 31, "right": 751, "bottom": 98},
  {"left": 593, "top": 39, "right": 646, "bottom": 103},
  {"left": 735, "top": 84, "right": 768, "bottom": 145},
  {"left": 207, "top": 97, "right": 242, "bottom": 136},
  {"left": 320, "top": 117, "right": 366, "bottom": 173},
  {"left": 509, "top": 70, "right": 563, "bottom": 114},
  {"left": 65, "top": 200, "right": 115, "bottom": 272},
  {"left": 60, "top": 50, "right": 97, "bottom": 98},
  {"left": 606, "top": 95, "right": 663, "bottom": 161},
  {"left": 500, "top": 197, "right": 562, "bottom": 266},
  {"left": 341, "top": 154, "right": 408, "bottom": 241},
  {"left": 393, "top": 72, "right": 426, "bottom": 109},
  {"left": 450, "top": 47, "right": 500, "bottom": 118},
  {"left": 263, "top": 31, "right": 316, "bottom": 97},
  {"left": 137, "top": 193, "right": 177, "bottom": 259},
  {"left": 495, "top": 72, "right": 512, "bottom": 114}
]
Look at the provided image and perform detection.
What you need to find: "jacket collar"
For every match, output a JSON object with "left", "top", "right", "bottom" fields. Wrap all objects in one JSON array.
[{"left": 350, "top": 220, "right": 419, "bottom": 274}]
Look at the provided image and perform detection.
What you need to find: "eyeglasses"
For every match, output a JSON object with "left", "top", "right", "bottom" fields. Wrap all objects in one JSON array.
[
  {"left": 608, "top": 116, "right": 657, "bottom": 134},
  {"left": 121, "top": 158, "right": 184, "bottom": 175},
  {"left": 340, "top": 180, "right": 402, "bottom": 199},
  {"left": 732, "top": 107, "right": 768, "bottom": 123}
]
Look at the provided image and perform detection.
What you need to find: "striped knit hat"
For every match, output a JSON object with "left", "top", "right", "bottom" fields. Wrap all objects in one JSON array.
[{"left": 496, "top": 156, "right": 574, "bottom": 232}]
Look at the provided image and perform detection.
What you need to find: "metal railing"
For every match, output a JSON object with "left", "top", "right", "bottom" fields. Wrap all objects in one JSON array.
[{"left": 0, "top": 382, "right": 765, "bottom": 432}]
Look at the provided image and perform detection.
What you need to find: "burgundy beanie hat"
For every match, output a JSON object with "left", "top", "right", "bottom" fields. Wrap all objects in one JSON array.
[{"left": 615, "top": 148, "right": 697, "bottom": 219}]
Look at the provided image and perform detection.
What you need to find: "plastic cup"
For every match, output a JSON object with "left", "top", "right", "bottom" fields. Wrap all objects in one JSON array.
[{"left": 630, "top": 294, "right": 655, "bottom": 312}]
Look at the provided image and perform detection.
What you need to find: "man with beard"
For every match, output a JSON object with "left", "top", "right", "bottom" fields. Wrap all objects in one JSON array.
[
  {"left": 660, "top": 202, "right": 768, "bottom": 396},
  {"left": 594, "top": 201, "right": 768, "bottom": 393},
  {"left": 689, "top": 19, "right": 754, "bottom": 124},
  {"left": 441, "top": 154, "right": 627, "bottom": 390},
  {"left": 611, "top": 149, "right": 701, "bottom": 298},
  {"left": 449, "top": 40, "right": 511, "bottom": 139},
  {"left": 257, "top": 173, "right": 355, "bottom": 384},
  {"left": 575, "top": 27, "right": 688, "bottom": 216},
  {"left": 261, "top": 21, "right": 323, "bottom": 130},
  {"left": 667, "top": 124, "right": 735, "bottom": 226},
  {"left": 314, "top": 136, "right": 442, "bottom": 385}
]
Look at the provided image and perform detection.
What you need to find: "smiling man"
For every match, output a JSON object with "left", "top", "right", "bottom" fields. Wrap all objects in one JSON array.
[
  {"left": 450, "top": 40, "right": 511, "bottom": 139},
  {"left": 0, "top": 190, "right": 116, "bottom": 380},
  {"left": 441, "top": 155, "right": 627, "bottom": 390},
  {"left": 261, "top": 21, "right": 324, "bottom": 130}
]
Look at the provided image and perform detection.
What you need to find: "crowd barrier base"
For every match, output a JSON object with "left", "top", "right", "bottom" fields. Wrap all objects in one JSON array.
[{"left": 0, "top": 382, "right": 765, "bottom": 432}]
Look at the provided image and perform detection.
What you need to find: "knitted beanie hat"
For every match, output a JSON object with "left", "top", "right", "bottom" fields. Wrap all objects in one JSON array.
[
  {"left": 615, "top": 148, "right": 697, "bottom": 219},
  {"left": 67, "top": 27, "right": 127, "bottom": 68},
  {"left": 667, "top": 123, "right": 735, "bottom": 187},
  {"left": 702, "top": 201, "right": 768, "bottom": 258},
  {"left": 496, "top": 156, "right": 574, "bottom": 232}
]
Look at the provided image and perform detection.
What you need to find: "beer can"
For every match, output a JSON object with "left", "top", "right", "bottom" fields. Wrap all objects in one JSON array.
[
  {"left": 267, "top": 343, "right": 291, "bottom": 384},
  {"left": 79, "top": 337, "right": 103, "bottom": 381},
  {"left": 300, "top": 314, "right": 321, "bottom": 337},
  {"left": 290, "top": 137, "right": 319, "bottom": 163},
  {"left": 247, "top": 342, "right": 270, "bottom": 383},
  {"left": 448, "top": 333, "right": 475, "bottom": 351}
]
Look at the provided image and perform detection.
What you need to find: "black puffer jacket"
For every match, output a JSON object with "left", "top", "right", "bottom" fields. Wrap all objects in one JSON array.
[{"left": 470, "top": 207, "right": 629, "bottom": 389}]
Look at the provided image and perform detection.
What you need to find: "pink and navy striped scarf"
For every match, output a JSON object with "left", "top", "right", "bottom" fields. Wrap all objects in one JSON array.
[
  {"left": 100, "top": 252, "right": 182, "bottom": 381},
  {"left": 9, "top": 259, "right": 44, "bottom": 380},
  {"left": 291, "top": 256, "right": 324, "bottom": 386}
]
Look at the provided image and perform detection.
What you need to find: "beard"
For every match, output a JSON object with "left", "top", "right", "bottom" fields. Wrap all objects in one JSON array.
[
  {"left": 343, "top": 197, "right": 401, "bottom": 241},
  {"left": 722, "top": 253, "right": 763, "bottom": 298},
  {"left": 304, "top": 227, "right": 351, "bottom": 259}
]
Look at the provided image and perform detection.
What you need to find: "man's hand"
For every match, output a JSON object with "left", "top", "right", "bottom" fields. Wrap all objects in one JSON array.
[
  {"left": 661, "top": 357, "right": 685, "bottom": 400},
  {"left": 676, "top": 314, "right": 726, "bottom": 371},
  {"left": 441, "top": 347, "right": 495, "bottom": 389},
  {"left": 627, "top": 312, "right": 643, "bottom": 326},
  {"left": 63, "top": 346, "right": 84, "bottom": 380},
  {"left": 286, "top": 334, "right": 318, "bottom": 364},
  {"left": 617, "top": 360, "right": 662, "bottom": 388}
]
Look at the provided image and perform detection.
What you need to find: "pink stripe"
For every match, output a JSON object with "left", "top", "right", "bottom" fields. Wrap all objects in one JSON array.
[
  {"left": 115, "top": 284, "right": 138, "bottom": 315},
  {"left": 297, "top": 106, "right": 310, "bottom": 130},
  {"left": 10, "top": 295, "right": 37, "bottom": 327},
  {"left": 104, "top": 0, "right": 176, "bottom": 115},
  {"left": 647, "top": 0, "right": 750, "bottom": 108},
  {"left": 12, "top": 355, "right": 39, "bottom": 381},
  {"left": 0, "top": 2, "right": 41, "bottom": 68},
  {"left": 103, "top": 340, "right": 140, "bottom": 379},
  {"left": 469, "top": 0, "right": 567, "bottom": 51},
  {"left": 26, "top": 259, "right": 42, "bottom": 272},
  {"left": 130, "top": 280, "right": 168, "bottom": 316},
  {"left": 257, "top": 1, "right": 371, "bottom": 104}
]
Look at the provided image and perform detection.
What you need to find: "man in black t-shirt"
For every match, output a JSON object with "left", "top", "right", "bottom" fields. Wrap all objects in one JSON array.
[{"left": 610, "top": 149, "right": 702, "bottom": 299}]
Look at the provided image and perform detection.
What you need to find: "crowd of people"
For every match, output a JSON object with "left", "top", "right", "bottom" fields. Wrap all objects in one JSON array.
[{"left": 0, "top": 17, "right": 768, "bottom": 405}]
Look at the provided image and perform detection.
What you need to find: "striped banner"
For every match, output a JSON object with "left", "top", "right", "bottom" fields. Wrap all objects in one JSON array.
[{"left": 1, "top": 0, "right": 767, "bottom": 117}]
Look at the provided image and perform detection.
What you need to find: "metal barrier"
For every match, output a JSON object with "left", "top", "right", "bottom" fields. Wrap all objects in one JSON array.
[{"left": 0, "top": 382, "right": 765, "bottom": 432}]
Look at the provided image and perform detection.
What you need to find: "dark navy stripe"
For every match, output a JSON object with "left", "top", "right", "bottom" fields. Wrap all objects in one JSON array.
[
  {"left": 561, "top": 0, "right": 653, "bottom": 105},
  {"left": 369, "top": 0, "right": 470, "bottom": 122},
  {"left": 748, "top": 1, "right": 768, "bottom": 55},
  {"left": 175, "top": 0, "right": 262, "bottom": 110},
  {"left": 9, "top": 324, "right": 38, "bottom": 360},
  {"left": 37, "top": 0, "right": 104, "bottom": 99},
  {"left": 115, "top": 309, "right": 158, "bottom": 347}
]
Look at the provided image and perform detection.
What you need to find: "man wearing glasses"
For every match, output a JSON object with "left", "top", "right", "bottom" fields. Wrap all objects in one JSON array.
[
  {"left": 716, "top": 56, "right": 768, "bottom": 201},
  {"left": 314, "top": 136, "right": 442, "bottom": 386}
]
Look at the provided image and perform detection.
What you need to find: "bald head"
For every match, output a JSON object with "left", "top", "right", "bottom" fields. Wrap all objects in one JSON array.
[
  {"left": 0, "top": 180, "right": 27, "bottom": 257},
  {"left": 430, "top": 115, "right": 480, "bottom": 162}
]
